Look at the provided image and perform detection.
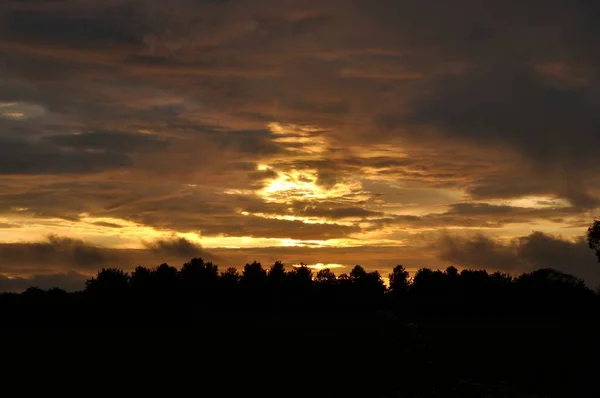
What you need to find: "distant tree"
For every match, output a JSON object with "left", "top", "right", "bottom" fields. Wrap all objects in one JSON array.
[
  {"left": 412, "top": 268, "right": 447, "bottom": 296},
  {"left": 289, "top": 265, "right": 313, "bottom": 288},
  {"left": 130, "top": 266, "right": 154, "bottom": 291},
  {"left": 154, "top": 263, "right": 179, "bottom": 284},
  {"left": 445, "top": 266, "right": 459, "bottom": 278},
  {"left": 350, "top": 265, "right": 386, "bottom": 295},
  {"left": 338, "top": 273, "right": 350, "bottom": 281},
  {"left": 366, "top": 271, "right": 386, "bottom": 294},
  {"left": 268, "top": 261, "right": 288, "bottom": 286},
  {"left": 315, "top": 268, "right": 337, "bottom": 285},
  {"left": 23, "top": 286, "right": 46, "bottom": 299},
  {"left": 587, "top": 219, "right": 600, "bottom": 262},
  {"left": 220, "top": 267, "right": 241, "bottom": 287},
  {"left": 46, "top": 287, "right": 68, "bottom": 298},
  {"left": 151, "top": 263, "right": 180, "bottom": 300},
  {"left": 490, "top": 271, "right": 513, "bottom": 284},
  {"left": 241, "top": 261, "right": 268, "bottom": 288},
  {"left": 516, "top": 268, "right": 592, "bottom": 317},
  {"left": 460, "top": 269, "right": 490, "bottom": 292},
  {"left": 85, "top": 268, "right": 129, "bottom": 296},
  {"left": 389, "top": 264, "right": 410, "bottom": 296},
  {"left": 350, "top": 265, "right": 367, "bottom": 281},
  {"left": 517, "top": 268, "right": 586, "bottom": 290},
  {"left": 180, "top": 258, "right": 219, "bottom": 289}
]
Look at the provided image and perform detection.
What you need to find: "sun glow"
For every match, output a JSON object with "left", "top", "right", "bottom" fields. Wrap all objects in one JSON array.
[
  {"left": 0, "top": 102, "right": 46, "bottom": 120},
  {"left": 293, "top": 263, "right": 345, "bottom": 270},
  {"left": 246, "top": 212, "right": 356, "bottom": 226},
  {"left": 258, "top": 168, "right": 353, "bottom": 202}
]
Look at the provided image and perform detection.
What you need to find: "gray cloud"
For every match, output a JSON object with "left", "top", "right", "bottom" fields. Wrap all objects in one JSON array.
[
  {"left": 0, "top": 0, "right": 599, "bottom": 281},
  {"left": 0, "top": 136, "right": 129, "bottom": 175},
  {"left": 438, "top": 232, "right": 600, "bottom": 287},
  {"left": 0, "top": 235, "right": 118, "bottom": 271},
  {"left": 44, "top": 130, "right": 168, "bottom": 154},
  {"left": 143, "top": 236, "right": 216, "bottom": 260},
  {"left": 0, "top": 271, "right": 89, "bottom": 293},
  {"left": 0, "top": 235, "right": 219, "bottom": 289}
]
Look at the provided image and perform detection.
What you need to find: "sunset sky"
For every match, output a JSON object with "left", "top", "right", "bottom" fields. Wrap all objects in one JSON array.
[{"left": 1, "top": 0, "right": 600, "bottom": 291}]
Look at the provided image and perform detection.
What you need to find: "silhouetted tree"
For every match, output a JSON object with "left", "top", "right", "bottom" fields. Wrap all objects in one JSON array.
[
  {"left": 518, "top": 268, "right": 586, "bottom": 290},
  {"left": 516, "top": 268, "right": 592, "bottom": 317},
  {"left": 445, "top": 266, "right": 459, "bottom": 278},
  {"left": 412, "top": 268, "right": 452, "bottom": 294},
  {"left": 153, "top": 263, "right": 179, "bottom": 291},
  {"left": 180, "top": 257, "right": 219, "bottom": 290},
  {"left": 220, "top": 267, "right": 241, "bottom": 287},
  {"left": 348, "top": 265, "right": 386, "bottom": 312},
  {"left": 46, "top": 287, "right": 68, "bottom": 298},
  {"left": 267, "top": 261, "right": 288, "bottom": 287},
  {"left": 587, "top": 219, "right": 600, "bottom": 262},
  {"left": 286, "top": 265, "right": 313, "bottom": 313},
  {"left": 241, "top": 261, "right": 267, "bottom": 288},
  {"left": 130, "top": 266, "right": 154, "bottom": 292},
  {"left": 2, "top": 254, "right": 600, "bottom": 330},
  {"left": 315, "top": 268, "right": 337, "bottom": 285},
  {"left": 240, "top": 261, "right": 267, "bottom": 313},
  {"left": 389, "top": 264, "right": 410, "bottom": 297},
  {"left": 410, "top": 268, "right": 448, "bottom": 316},
  {"left": 85, "top": 268, "right": 129, "bottom": 296},
  {"left": 266, "top": 261, "right": 288, "bottom": 313},
  {"left": 218, "top": 267, "right": 241, "bottom": 314},
  {"left": 289, "top": 265, "right": 313, "bottom": 288},
  {"left": 350, "top": 265, "right": 367, "bottom": 281},
  {"left": 23, "top": 286, "right": 45, "bottom": 299}
]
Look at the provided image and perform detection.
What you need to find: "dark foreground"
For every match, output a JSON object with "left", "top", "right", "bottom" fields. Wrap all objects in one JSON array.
[
  {"left": 2, "top": 262, "right": 599, "bottom": 396},
  {"left": 5, "top": 315, "right": 599, "bottom": 398}
]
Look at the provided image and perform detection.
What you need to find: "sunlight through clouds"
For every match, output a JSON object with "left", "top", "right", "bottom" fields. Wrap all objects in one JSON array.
[
  {"left": 2, "top": 0, "right": 600, "bottom": 289},
  {"left": 0, "top": 102, "right": 46, "bottom": 120},
  {"left": 293, "top": 263, "right": 345, "bottom": 270}
]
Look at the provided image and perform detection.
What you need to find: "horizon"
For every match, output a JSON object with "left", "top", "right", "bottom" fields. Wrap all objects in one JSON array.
[{"left": 1, "top": 1, "right": 600, "bottom": 291}]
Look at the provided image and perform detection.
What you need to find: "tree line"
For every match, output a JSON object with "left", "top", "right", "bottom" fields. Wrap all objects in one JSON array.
[{"left": 0, "top": 258, "right": 598, "bottom": 327}]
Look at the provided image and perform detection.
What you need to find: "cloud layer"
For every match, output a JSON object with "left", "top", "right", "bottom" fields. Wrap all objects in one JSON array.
[{"left": 0, "top": 0, "right": 599, "bottom": 289}]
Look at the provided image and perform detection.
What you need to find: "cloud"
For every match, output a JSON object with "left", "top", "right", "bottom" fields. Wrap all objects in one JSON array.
[
  {"left": 438, "top": 232, "right": 600, "bottom": 287},
  {"left": 0, "top": 136, "right": 130, "bottom": 175},
  {"left": 0, "top": 271, "right": 89, "bottom": 293},
  {"left": 0, "top": 235, "right": 220, "bottom": 291},
  {"left": 44, "top": 130, "right": 168, "bottom": 154},
  {"left": 0, "top": 0, "right": 599, "bottom": 283},
  {"left": 0, "top": 235, "right": 118, "bottom": 272},
  {"left": 143, "top": 237, "right": 216, "bottom": 260}
]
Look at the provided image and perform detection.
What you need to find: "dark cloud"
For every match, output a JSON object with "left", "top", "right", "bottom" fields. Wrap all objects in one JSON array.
[
  {"left": 6, "top": 3, "right": 142, "bottom": 45},
  {"left": 438, "top": 234, "right": 522, "bottom": 271},
  {"left": 209, "top": 129, "right": 283, "bottom": 156},
  {"left": 0, "top": 136, "right": 129, "bottom": 175},
  {"left": 240, "top": 200, "right": 382, "bottom": 220},
  {"left": 401, "top": 66, "right": 600, "bottom": 177},
  {"left": 369, "top": 202, "right": 581, "bottom": 231},
  {"left": 0, "top": 235, "right": 219, "bottom": 289},
  {"left": 0, "top": 0, "right": 599, "bottom": 280},
  {"left": 91, "top": 221, "right": 124, "bottom": 229},
  {"left": 0, "top": 235, "right": 117, "bottom": 272},
  {"left": 198, "top": 215, "right": 360, "bottom": 240},
  {"left": 297, "top": 205, "right": 382, "bottom": 220},
  {"left": 0, "top": 271, "right": 88, "bottom": 293},
  {"left": 44, "top": 131, "right": 168, "bottom": 154},
  {"left": 143, "top": 237, "right": 216, "bottom": 260},
  {"left": 438, "top": 232, "right": 600, "bottom": 287}
]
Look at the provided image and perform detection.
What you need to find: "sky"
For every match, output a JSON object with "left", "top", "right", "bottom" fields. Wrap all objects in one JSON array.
[{"left": 1, "top": 0, "right": 600, "bottom": 291}]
